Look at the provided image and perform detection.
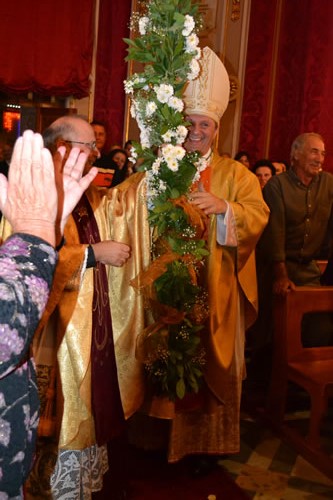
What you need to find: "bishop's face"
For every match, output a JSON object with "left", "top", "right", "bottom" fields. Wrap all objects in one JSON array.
[{"left": 184, "top": 114, "right": 218, "bottom": 155}]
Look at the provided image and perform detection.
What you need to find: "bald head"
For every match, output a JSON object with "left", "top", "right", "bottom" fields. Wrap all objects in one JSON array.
[
  {"left": 43, "top": 116, "right": 93, "bottom": 150},
  {"left": 43, "top": 115, "right": 99, "bottom": 169}
]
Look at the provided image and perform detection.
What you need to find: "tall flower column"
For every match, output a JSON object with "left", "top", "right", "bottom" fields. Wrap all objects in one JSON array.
[{"left": 124, "top": 0, "right": 209, "bottom": 401}]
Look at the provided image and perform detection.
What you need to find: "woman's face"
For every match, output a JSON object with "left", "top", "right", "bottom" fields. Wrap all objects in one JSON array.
[
  {"left": 239, "top": 155, "right": 250, "bottom": 168},
  {"left": 113, "top": 152, "right": 127, "bottom": 169}
]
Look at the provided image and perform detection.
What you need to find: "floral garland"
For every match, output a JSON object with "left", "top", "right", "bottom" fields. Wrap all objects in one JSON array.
[{"left": 124, "top": 0, "right": 209, "bottom": 401}]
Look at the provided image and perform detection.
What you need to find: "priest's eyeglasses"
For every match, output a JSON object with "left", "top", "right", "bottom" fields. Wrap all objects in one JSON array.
[{"left": 65, "top": 140, "right": 97, "bottom": 151}]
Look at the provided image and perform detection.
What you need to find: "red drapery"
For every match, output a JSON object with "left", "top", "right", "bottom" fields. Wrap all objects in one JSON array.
[
  {"left": 0, "top": 0, "right": 94, "bottom": 98},
  {"left": 237, "top": 1, "right": 278, "bottom": 162},
  {"left": 93, "top": 0, "right": 132, "bottom": 148},
  {"left": 270, "top": 0, "right": 333, "bottom": 166},
  {"left": 239, "top": 0, "right": 333, "bottom": 171}
]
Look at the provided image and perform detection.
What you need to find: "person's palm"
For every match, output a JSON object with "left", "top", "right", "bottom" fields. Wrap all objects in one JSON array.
[
  {"left": 0, "top": 132, "right": 58, "bottom": 244},
  {"left": 53, "top": 147, "right": 98, "bottom": 234}
]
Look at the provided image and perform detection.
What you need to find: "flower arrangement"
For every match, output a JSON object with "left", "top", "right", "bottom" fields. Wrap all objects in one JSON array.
[{"left": 124, "top": 0, "right": 209, "bottom": 401}]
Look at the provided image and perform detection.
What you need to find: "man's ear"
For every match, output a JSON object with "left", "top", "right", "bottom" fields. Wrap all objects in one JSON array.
[
  {"left": 53, "top": 138, "right": 71, "bottom": 173},
  {"left": 55, "top": 137, "right": 67, "bottom": 149}
]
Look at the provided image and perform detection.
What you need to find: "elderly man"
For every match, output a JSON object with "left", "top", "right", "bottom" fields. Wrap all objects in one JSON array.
[
  {"left": 121, "top": 47, "right": 269, "bottom": 475},
  {"left": 249, "top": 133, "right": 333, "bottom": 383},
  {"left": 1, "top": 116, "right": 132, "bottom": 498},
  {"left": 262, "top": 132, "right": 333, "bottom": 294}
]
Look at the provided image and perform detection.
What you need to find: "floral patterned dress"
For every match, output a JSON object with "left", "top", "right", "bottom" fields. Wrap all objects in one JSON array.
[{"left": 0, "top": 234, "right": 56, "bottom": 499}]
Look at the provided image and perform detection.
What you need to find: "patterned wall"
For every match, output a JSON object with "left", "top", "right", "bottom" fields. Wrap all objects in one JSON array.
[{"left": 239, "top": 0, "right": 333, "bottom": 171}]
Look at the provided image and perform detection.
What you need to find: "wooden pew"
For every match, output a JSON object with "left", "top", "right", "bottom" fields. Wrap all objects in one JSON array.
[{"left": 265, "top": 286, "right": 333, "bottom": 479}]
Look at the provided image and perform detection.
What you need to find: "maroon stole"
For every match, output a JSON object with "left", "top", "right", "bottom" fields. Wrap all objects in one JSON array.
[{"left": 73, "top": 194, "right": 125, "bottom": 445}]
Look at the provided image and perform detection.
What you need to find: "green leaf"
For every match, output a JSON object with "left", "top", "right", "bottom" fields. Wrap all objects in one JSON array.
[
  {"left": 173, "top": 12, "right": 185, "bottom": 24},
  {"left": 176, "top": 378, "right": 186, "bottom": 399},
  {"left": 169, "top": 188, "right": 180, "bottom": 199},
  {"left": 177, "top": 364, "right": 184, "bottom": 378}
]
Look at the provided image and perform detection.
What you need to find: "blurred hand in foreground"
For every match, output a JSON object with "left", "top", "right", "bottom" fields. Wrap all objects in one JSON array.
[{"left": 0, "top": 131, "right": 97, "bottom": 247}]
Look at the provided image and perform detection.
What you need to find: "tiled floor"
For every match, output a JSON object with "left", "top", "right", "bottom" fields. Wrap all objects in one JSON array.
[{"left": 222, "top": 393, "right": 333, "bottom": 499}]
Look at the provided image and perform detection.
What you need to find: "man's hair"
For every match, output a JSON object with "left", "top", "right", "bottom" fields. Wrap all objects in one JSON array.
[
  {"left": 42, "top": 115, "right": 87, "bottom": 153},
  {"left": 90, "top": 120, "right": 106, "bottom": 129},
  {"left": 290, "top": 132, "right": 324, "bottom": 164},
  {"left": 252, "top": 159, "right": 276, "bottom": 176},
  {"left": 234, "top": 150, "right": 250, "bottom": 162}
]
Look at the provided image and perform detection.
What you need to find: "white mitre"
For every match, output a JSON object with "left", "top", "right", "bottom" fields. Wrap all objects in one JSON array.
[{"left": 183, "top": 46, "right": 230, "bottom": 124}]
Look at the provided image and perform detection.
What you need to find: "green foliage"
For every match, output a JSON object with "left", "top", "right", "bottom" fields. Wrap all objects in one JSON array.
[
  {"left": 124, "top": 0, "right": 208, "bottom": 402},
  {"left": 144, "top": 321, "right": 206, "bottom": 401},
  {"left": 154, "top": 261, "right": 199, "bottom": 309}
]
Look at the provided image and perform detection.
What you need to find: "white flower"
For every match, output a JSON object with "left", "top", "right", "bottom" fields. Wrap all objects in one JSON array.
[
  {"left": 130, "top": 103, "right": 136, "bottom": 118},
  {"left": 161, "top": 144, "right": 186, "bottom": 161},
  {"left": 146, "top": 101, "right": 157, "bottom": 117},
  {"left": 196, "top": 156, "right": 209, "bottom": 173},
  {"left": 152, "top": 157, "right": 162, "bottom": 174},
  {"left": 175, "top": 125, "right": 188, "bottom": 143},
  {"left": 162, "top": 130, "right": 174, "bottom": 143},
  {"left": 129, "top": 147, "right": 138, "bottom": 164},
  {"left": 185, "top": 33, "right": 199, "bottom": 53},
  {"left": 192, "top": 169, "right": 200, "bottom": 184},
  {"left": 173, "top": 145, "right": 186, "bottom": 161},
  {"left": 125, "top": 74, "right": 146, "bottom": 95},
  {"left": 133, "top": 75, "right": 146, "bottom": 86},
  {"left": 182, "top": 14, "right": 195, "bottom": 36},
  {"left": 140, "top": 128, "right": 151, "bottom": 148},
  {"left": 161, "top": 144, "right": 185, "bottom": 171},
  {"left": 124, "top": 79, "right": 134, "bottom": 95},
  {"left": 139, "top": 16, "right": 149, "bottom": 35},
  {"left": 159, "top": 179, "right": 167, "bottom": 191},
  {"left": 187, "top": 58, "right": 200, "bottom": 80},
  {"left": 165, "top": 157, "right": 179, "bottom": 172},
  {"left": 146, "top": 171, "right": 160, "bottom": 207},
  {"left": 154, "top": 83, "right": 174, "bottom": 103},
  {"left": 168, "top": 96, "right": 184, "bottom": 113},
  {"left": 192, "top": 156, "right": 209, "bottom": 184},
  {"left": 161, "top": 144, "right": 174, "bottom": 157},
  {"left": 130, "top": 147, "right": 138, "bottom": 159}
]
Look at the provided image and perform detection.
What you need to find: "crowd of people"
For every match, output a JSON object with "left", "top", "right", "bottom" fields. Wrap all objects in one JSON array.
[
  {"left": 232, "top": 150, "right": 288, "bottom": 189},
  {"left": 89, "top": 120, "right": 135, "bottom": 189},
  {"left": 1, "top": 47, "right": 333, "bottom": 500}
]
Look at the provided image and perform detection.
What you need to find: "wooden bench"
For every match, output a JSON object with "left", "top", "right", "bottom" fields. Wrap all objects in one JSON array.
[{"left": 265, "top": 286, "right": 333, "bottom": 479}]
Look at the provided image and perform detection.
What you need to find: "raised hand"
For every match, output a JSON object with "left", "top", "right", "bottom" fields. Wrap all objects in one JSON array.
[
  {"left": 0, "top": 130, "right": 58, "bottom": 246},
  {"left": 53, "top": 147, "right": 98, "bottom": 236}
]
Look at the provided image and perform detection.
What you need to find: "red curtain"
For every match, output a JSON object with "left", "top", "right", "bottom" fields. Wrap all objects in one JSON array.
[
  {"left": 270, "top": 0, "right": 333, "bottom": 166},
  {"left": 239, "top": 0, "right": 333, "bottom": 171},
  {"left": 93, "top": 0, "right": 132, "bottom": 148},
  {"left": 0, "top": 0, "right": 94, "bottom": 98},
  {"left": 237, "top": 1, "right": 278, "bottom": 163}
]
